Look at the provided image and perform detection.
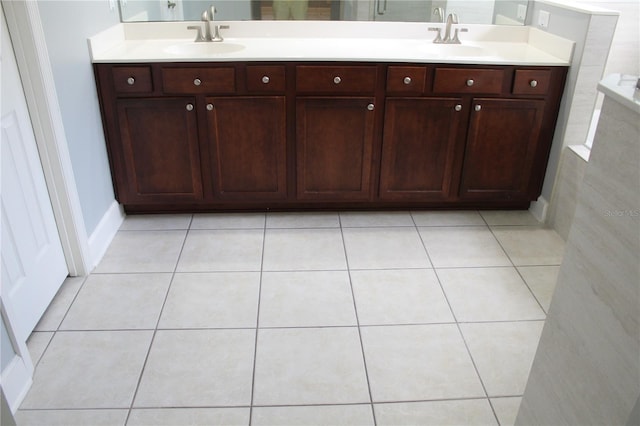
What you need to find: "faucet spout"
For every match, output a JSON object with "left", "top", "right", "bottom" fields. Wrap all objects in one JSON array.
[
  {"left": 201, "top": 10, "right": 213, "bottom": 41},
  {"left": 443, "top": 13, "right": 458, "bottom": 43}
]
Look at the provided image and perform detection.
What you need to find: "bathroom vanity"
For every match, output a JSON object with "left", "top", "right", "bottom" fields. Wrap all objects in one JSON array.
[{"left": 91, "top": 22, "right": 571, "bottom": 213}]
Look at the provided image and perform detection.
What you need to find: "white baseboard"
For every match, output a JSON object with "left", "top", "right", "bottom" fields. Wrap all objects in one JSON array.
[
  {"left": 529, "top": 196, "right": 549, "bottom": 223},
  {"left": 1, "top": 355, "right": 33, "bottom": 413},
  {"left": 88, "top": 201, "right": 125, "bottom": 270}
]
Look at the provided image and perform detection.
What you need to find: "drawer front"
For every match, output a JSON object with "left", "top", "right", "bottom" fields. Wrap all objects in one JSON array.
[
  {"left": 386, "top": 66, "right": 427, "bottom": 94},
  {"left": 433, "top": 68, "right": 505, "bottom": 94},
  {"left": 513, "top": 69, "right": 552, "bottom": 95},
  {"left": 296, "top": 66, "right": 377, "bottom": 94},
  {"left": 246, "top": 65, "right": 286, "bottom": 92},
  {"left": 162, "top": 67, "right": 235, "bottom": 94},
  {"left": 112, "top": 66, "right": 153, "bottom": 94}
]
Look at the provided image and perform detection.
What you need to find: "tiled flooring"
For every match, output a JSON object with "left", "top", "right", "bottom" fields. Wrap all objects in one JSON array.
[{"left": 18, "top": 210, "right": 565, "bottom": 426}]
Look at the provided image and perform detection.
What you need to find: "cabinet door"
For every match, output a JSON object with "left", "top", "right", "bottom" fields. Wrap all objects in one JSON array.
[
  {"left": 206, "top": 97, "right": 287, "bottom": 200},
  {"left": 116, "top": 97, "right": 203, "bottom": 204},
  {"left": 459, "top": 98, "right": 545, "bottom": 201},
  {"left": 379, "top": 98, "right": 467, "bottom": 201},
  {"left": 296, "top": 97, "right": 376, "bottom": 201}
]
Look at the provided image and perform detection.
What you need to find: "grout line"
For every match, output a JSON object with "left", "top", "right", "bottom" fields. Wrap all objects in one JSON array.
[
  {"left": 248, "top": 218, "right": 267, "bottom": 425},
  {"left": 338, "top": 213, "right": 378, "bottom": 426},
  {"left": 123, "top": 225, "right": 191, "bottom": 425}
]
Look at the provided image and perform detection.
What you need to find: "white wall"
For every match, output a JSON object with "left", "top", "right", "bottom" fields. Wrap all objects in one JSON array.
[{"left": 36, "top": 1, "right": 121, "bottom": 236}]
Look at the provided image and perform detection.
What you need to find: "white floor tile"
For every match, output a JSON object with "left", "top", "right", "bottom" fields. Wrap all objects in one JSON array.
[
  {"left": 127, "top": 408, "right": 250, "bottom": 426},
  {"left": 339, "top": 211, "right": 414, "bottom": 227},
  {"left": 351, "top": 269, "right": 453, "bottom": 325},
  {"left": 251, "top": 405, "right": 375, "bottom": 426},
  {"left": 34, "top": 277, "right": 85, "bottom": 331},
  {"left": 159, "top": 272, "right": 260, "bottom": 329},
  {"left": 120, "top": 214, "right": 192, "bottom": 231},
  {"left": 361, "top": 324, "right": 485, "bottom": 402},
  {"left": 375, "top": 399, "right": 498, "bottom": 426},
  {"left": 26, "top": 332, "right": 53, "bottom": 367},
  {"left": 517, "top": 266, "right": 560, "bottom": 312},
  {"left": 263, "top": 228, "right": 347, "bottom": 271},
  {"left": 480, "top": 211, "right": 541, "bottom": 226},
  {"left": 267, "top": 212, "right": 340, "bottom": 228},
  {"left": 461, "top": 321, "right": 544, "bottom": 397},
  {"left": 492, "top": 227, "right": 565, "bottom": 266},
  {"left": 177, "top": 229, "right": 264, "bottom": 272},
  {"left": 419, "top": 226, "right": 511, "bottom": 268},
  {"left": 437, "top": 267, "right": 546, "bottom": 322},
  {"left": 411, "top": 210, "right": 485, "bottom": 227},
  {"left": 60, "top": 273, "right": 171, "bottom": 330},
  {"left": 491, "top": 397, "right": 522, "bottom": 426},
  {"left": 259, "top": 271, "right": 356, "bottom": 327},
  {"left": 15, "top": 409, "right": 128, "bottom": 426},
  {"left": 191, "top": 213, "right": 266, "bottom": 229},
  {"left": 94, "top": 231, "right": 186, "bottom": 273},
  {"left": 21, "top": 331, "right": 153, "bottom": 409},
  {"left": 343, "top": 227, "right": 431, "bottom": 269},
  {"left": 134, "top": 329, "right": 255, "bottom": 407},
  {"left": 253, "top": 327, "right": 370, "bottom": 405}
]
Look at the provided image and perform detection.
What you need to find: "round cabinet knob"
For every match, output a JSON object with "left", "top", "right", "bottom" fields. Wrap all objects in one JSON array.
[
  {"left": 262, "top": 76, "right": 270, "bottom": 84},
  {"left": 474, "top": 104, "right": 482, "bottom": 112},
  {"left": 403, "top": 76, "right": 412, "bottom": 85},
  {"left": 333, "top": 76, "right": 342, "bottom": 84},
  {"left": 466, "top": 79, "right": 475, "bottom": 87},
  {"left": 455, "top": 104, "right": 462, "bottom": 112},
  {"left": 367, "top": 103, "right": 375, "bottom": 111},
  {"left": 186, "top": 103, "right": 194, "bottom": 111},
  {"left": 530, "top": 79, "right": 538, "bottom": 88},
  {"left": 193, "top": 78, "right": 202, "bottom": 86},
  {"left": 206, "top": 104, "right": 214, "bottom": 111},
  {"left": 126, "top": 77, "right": 135, "bottom": 85}
]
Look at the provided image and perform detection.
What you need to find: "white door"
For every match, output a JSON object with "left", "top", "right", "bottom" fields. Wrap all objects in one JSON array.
[{"left": 1, "top": 9, "right": 68, "bottom": 344}]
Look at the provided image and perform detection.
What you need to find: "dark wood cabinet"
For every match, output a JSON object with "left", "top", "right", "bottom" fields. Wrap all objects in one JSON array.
[
  {"left": 379, "top": 97, "right": 467, "bottom": 201},
  {"left": 206, "top": 96, "right": 287, "bottom": 200},
  {"left": 94, "top": 61, "right": 567, "bottom": 212},
  {"left": 459, "top": 98, "right": 546, "bottom": 202},
  {"left": 296, "top": 97, "right": 376, "bottom": 200},
  {"left": 116, "top": 97, "right": 203, "bottom": 204}
]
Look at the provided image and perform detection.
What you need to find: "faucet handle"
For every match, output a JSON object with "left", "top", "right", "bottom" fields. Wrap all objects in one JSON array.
[
  {"left": 187, "top": 25, "right": 205, "bottom": 42},
  {"left": 428, "top": 27, "right": 443, "bottom": 44},
  {"left": 451, "top": 27, "right": 468, "bottom": 44}
]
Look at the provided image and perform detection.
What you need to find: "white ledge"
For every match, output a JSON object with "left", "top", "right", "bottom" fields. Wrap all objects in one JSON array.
[{"left": 89, "top": 21, "right": 573, "bottom": 66}]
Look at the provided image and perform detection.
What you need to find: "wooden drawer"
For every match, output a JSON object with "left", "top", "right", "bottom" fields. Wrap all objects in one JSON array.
[
  {"left": 112, "top": 66, "right": 153, "bottom": 94},
  {"left": 246, "top": 65, "right": 286, "bottom": 92},
  {"left": 296, "top": 65, "right": 377, "bottom": 94},
  {"left": 513, "top": 69, "right": 552, "bottom": 95},
  {"left": 386, "top": 66, "right": 427, "bottom": 94},
  {"left": 433, "top": 68, "right": 505, "bottom": 94},
  {"left": 162, "top": 67, "right": 235, "bottom": 94}
]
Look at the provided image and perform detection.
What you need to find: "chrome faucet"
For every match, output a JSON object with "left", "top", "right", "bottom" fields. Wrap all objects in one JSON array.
[
  {"left": 428, "top": 12, "right": 467, "bottom": 44},
  {"left": 187, "top": 5, "right": 226, "bottom": 42},
  {"left": 433, "top": 7, "right": 444, "bottom": 23}
]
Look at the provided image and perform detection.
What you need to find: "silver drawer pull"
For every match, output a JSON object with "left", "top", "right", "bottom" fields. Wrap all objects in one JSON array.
[
  {"left": 455, "top": 104, "right": 462, "bottom": 112},
  {"left": 127, "top": 77, "right": 135, "bottom": 85},
  {"left": 262, "top": 76, "right": 270, "bottom": 84},
  {"left": 333, "top": 76, "right": 342, "bottom": 84},
  {"left": 367, "top": 103, "right": 375, "bottom": 111},
  {"left": 206, "top": 104, "right": 214, "bottom": 111},
  {"left": 466, "top": 79, "right": 474, "bottom": 87},
  {"left": 403, "top": 76, "right": 412, "bottom": 85},
  {"left": 530, "top": 80, "right": 538, "bottom": 88},
  {"left": 193, "top": 78, "right": 202, "bottom": 86},
  {"left": 186, "top": 103, "right": 194, "bottom": 111},
  {"left": 474, "top": 104, "right": 482, "bottom": 112}
]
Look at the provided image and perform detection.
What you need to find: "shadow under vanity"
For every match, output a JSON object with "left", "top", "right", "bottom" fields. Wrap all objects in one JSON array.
[{"left": 91, "top": 22, "right": 570, "bottom": 213}]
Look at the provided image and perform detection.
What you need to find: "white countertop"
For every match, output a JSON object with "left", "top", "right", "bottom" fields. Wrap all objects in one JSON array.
[{"left": 89, "top": 21, "right": 574, "bottom": 66}]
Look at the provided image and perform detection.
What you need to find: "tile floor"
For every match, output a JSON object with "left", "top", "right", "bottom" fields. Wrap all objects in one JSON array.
[{"left": 18, "top": 210, "right": 565, "bottom": 426}]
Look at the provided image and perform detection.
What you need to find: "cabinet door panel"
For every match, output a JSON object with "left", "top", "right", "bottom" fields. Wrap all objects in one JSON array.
[
  {"left": 379, "top": 98, "right": 467, "bottom": 200},
  {"left": 459, "top": 98, "right": 545, "bottom": 201},
  {"left": 207, "top": 97, "right": 287, "bottom": 200},
  {"left": 116, "top": 98, "right": 203, "bottom": 203},
  {"left": 296, "top": 97, "right": 375, "bottom": 200}
]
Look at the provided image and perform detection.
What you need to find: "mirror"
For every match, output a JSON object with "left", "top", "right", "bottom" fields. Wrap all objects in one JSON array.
[{"left": 120, "top": 0, "right": 529, "bottom": 25}]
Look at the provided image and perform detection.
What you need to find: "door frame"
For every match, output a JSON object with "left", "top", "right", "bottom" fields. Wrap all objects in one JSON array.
[{"left": 2, "top": 0, "right": 90, "bottom": 276}]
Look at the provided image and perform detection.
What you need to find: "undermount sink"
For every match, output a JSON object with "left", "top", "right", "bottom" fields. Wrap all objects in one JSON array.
[{"left": 164, "top": 42, "right": 245, "bottom": 56}]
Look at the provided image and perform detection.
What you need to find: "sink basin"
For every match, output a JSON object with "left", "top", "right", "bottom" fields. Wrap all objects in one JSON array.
[{"left": 164, "top": 42, "right": 245, "bottom": 56}]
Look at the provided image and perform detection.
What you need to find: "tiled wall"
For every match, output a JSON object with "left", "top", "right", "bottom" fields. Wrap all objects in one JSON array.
[{"left": 547, "top": 147, "right": 588, "bottom": 239}]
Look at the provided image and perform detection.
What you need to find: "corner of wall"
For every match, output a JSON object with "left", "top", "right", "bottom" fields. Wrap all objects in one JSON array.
[{"left": 87, "top": 201, "right": 125, "bottom": 270}]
